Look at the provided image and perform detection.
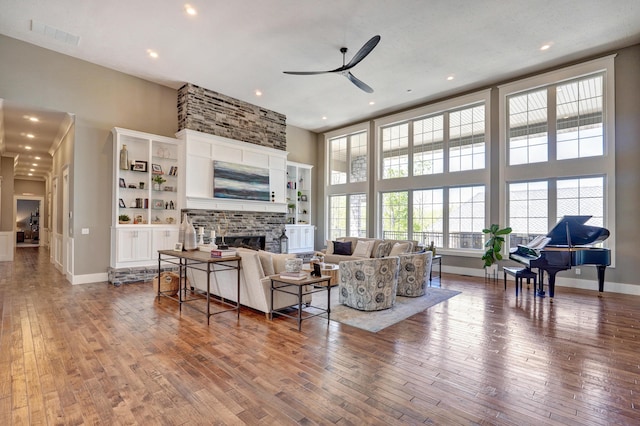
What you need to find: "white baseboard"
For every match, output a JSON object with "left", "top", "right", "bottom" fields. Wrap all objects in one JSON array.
[
  {"left": 443, "top": 265, "right": 640, "bottom": 296},
  {"left": 72, "top": 272, "right": 108, "bottom": 285}
]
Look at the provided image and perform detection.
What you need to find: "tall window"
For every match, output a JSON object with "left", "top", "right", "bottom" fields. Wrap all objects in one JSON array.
[
  {"left": 413, "top": 189, "right": 444, "bottom": 246},
  {"left": 328, "top": 195, "right": 346, "bottom": 241},
  {"left": 508, "top": 181, "right": 548, "bottom": 246},
  {"left": 381, "top": 191, "right": 408, "bottom": 240},
  {"left": 327, "top": 128, "right": 370, "bottom": 240},
  {"left": 501, "top": 56, "right": 615, "bottom": 256},
  {"left": 413, "top": 115, "right": 444, "bottom": 175},
  {"left": 449, "top": 105, "right": 486, "bottom": 172},
  {"left": 448, "top": 185, "right": 485, "bottom": 249},
  {"left": 381, "top": 123, "right": 409, "bottom": 178}
]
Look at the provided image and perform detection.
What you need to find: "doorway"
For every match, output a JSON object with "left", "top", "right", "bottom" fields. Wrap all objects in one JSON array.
[{"left": 15, "top": 196, "right": 44, "bottom": 248}]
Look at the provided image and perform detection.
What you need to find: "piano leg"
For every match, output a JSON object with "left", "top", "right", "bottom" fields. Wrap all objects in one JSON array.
[
  {"left": 547, "top": 273, "right": 557, "bottom": 302},
  {"left": 597, "top": 265, "right": 606, "bottom": 297},
  {"left": 536, "top": 270, "right": 545, "bottom": 297}
]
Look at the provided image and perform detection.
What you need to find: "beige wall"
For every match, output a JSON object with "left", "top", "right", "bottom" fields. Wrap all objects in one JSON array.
[
  {"left": 0, "top": 34, "right": 178, "bottom": 276},
  {"left": 0, "top": 157, "right": 15, "bottom": 232}
]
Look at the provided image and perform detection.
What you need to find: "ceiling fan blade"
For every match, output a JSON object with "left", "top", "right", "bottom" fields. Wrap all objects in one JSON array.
[
  {"left": 346, "top": 72, "right": 374, "bottom": 93},
  {"left": 344, "top": 35, "right": 381, "bottom": 69},
  {"left": 283, "top": 70, "right": 331, "bottom": 75}
]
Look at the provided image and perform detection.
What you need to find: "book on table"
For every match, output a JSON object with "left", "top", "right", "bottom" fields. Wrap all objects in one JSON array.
[
  {"left": 211, "top": 249, "right": 237, "bottom": 258},
  {"left": 279, "top": 271, "right": 309, "bottom": 280}
]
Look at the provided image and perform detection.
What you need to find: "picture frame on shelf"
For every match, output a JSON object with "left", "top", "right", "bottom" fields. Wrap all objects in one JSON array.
[
  {"left": 119, "top": 198, "right": 126, "bottom": 208},
  {"left": 164, "top": 186, "right": 174, "bottom": 192},
  {"left": 173, "top": 242, "right": 183, "bottom": 252},
  {"left": 119, "top": 178, "right": 126, "bottom": 188},
  {"left": 152, "top": 199, "right": 165, "bottom": 209},
  {"left": 152, "top": 164, "right": 163, "bottom": 175},
  {"left": 132, "top": 160, "right": 148, "bottom": 172},
  {"left": 300, "top": 195, "right": 307, "bottom": 202}
]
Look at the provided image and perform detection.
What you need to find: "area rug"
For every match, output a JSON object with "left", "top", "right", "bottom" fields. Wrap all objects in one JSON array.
[{"left": 308, "top": 287, "right": 461, "bottom": 333}]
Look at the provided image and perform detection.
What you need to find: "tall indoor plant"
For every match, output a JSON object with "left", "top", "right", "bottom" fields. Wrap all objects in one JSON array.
[{"left": 481, "top": 224, "right": 512, "bottom": 272}]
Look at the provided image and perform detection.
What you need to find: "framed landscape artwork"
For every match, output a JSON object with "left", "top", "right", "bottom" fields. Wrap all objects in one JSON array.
[{"left": 213, "top": 160, "right": 270, "bottom": 201}]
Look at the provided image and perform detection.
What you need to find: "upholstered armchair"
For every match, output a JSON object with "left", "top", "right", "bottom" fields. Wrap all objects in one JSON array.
[
  {"left": 338, "top": 257, "right": 399, "bottom": 311},
  {"left": 396, "top": 251, "right": 433, "bottom": 297}
]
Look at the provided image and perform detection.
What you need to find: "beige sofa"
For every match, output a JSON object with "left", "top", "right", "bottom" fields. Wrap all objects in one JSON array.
[
  {"left": 320, "top": 237, "right": 418, "bottom": 264},
  {"left": 187, "top": 248, "right": 311, "bottom": 316}
]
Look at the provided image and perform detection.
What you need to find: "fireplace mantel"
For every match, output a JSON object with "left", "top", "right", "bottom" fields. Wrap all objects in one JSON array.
[{"left": 176, "top": 129, "right": 288, "bottom": 213}]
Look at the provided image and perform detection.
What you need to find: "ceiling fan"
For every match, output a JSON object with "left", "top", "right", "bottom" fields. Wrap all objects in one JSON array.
[{"left": 283, "top": 35, "right": 381, "bottom": 93}]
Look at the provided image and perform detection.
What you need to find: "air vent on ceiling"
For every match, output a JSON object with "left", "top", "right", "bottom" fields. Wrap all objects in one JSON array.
[{"left": 31, "top": 20, "right": 80, "bottom": 46}]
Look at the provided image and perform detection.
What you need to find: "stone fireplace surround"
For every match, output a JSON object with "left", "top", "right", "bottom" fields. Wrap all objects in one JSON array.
[{"left": 186, "top": 209, "right": 282, "bottom": 252}]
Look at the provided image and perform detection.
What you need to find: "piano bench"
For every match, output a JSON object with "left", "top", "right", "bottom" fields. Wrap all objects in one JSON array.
[{"left": 503, "top": 266, "right": 537, "bottom": 296}]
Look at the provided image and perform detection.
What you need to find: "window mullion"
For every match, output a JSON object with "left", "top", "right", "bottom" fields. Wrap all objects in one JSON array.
[
  {"left": 443, "top": 112, "right": 450, "bottom": 174},
  {"left": 548, "top": 86, "right": 558, "bottom": 163}
]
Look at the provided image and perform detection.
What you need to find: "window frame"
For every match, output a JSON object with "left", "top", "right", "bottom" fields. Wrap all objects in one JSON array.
[{"left": 374, "top": 90, "right": 491, "bottom": 255}]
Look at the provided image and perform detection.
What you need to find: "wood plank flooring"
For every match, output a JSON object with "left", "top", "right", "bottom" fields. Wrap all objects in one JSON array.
[{"left": 2, "top": 247, "right": 639, "bottom": 425}]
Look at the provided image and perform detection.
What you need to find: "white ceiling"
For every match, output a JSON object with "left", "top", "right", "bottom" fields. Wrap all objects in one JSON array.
[{"left": 1, "top": 0, "right": 640, "bottom": 179}]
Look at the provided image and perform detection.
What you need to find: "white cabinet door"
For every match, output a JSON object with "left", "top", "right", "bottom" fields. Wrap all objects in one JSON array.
[
  {"left": 116, "top": 228, "right": 152, "bottom": 263},
  {"left": 152, "top": 228, "right": 179, "bottom": 255},
  {"left": 301, "top": 226, "right": 314, "bottom": 252}
]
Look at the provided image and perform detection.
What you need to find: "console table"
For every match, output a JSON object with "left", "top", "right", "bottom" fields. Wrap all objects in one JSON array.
[
  {"left": 270, "top": 274, "right": 332, "bottom": 331},
  {"left": 157, "top": 250, "right": 241, "bottom": 324}
]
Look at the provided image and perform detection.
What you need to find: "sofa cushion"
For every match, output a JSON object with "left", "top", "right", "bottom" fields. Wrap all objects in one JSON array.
[
  {"left": 333, "top": 240, "right": 352, "bottom": 255},
  {"left": 257, "top": 251, "right": 275, "bottom": 276},
  {"left": 389, "top": 242, "right": 411, "bottom": 256},
  {"left": 352, "top": 240, "right": 373, "bottom": 258}
]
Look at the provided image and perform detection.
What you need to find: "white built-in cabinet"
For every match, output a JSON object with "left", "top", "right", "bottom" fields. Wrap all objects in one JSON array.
[
  {"left": 285, "top": 161, "right": 314, "bottom": 253},
  {"left": 110, "top": 127, "right": 182, "bottom": 268}
]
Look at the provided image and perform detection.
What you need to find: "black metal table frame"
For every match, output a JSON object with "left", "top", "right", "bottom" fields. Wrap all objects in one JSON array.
[
  {"left": 270, "top": 275, "right": 332, "bottom": 331},
  {"left": 157, "top": 250, "right": 241, "bottom": 324}
]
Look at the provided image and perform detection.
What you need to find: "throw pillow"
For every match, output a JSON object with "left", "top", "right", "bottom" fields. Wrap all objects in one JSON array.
[
  {"left": 352, "top": 240, "right": 373, "bottom": 258},
  {"left": 374, "top": 241, "right": 392, "bottom": 258},
  {"left": 325, "top": 239, "right": 334, "bottom": 255},
  {"left": 389, "top": 242, "right": 411, "bottom": 256},
  {"left": 257, "top": 250, "right": 275, "bottom": 276},
  {"left": 333, "top": 240, "right": 352, "bottom": 255}
]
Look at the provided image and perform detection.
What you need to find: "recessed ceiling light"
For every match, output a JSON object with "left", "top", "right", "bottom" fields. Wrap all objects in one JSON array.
[
  {"left": 35, "top": 156, "right": 41, "bottom": 160},
  {"left": 447, "top": 75, "right": 455, "bottom": 81},
  {"left": 185, "top": 4, "right": 197, "bottom": 15},
  {"left": 255, "top": 90, "right": 262, "bottom": 96},
  {"left": 369, "top": 101, "right": 375, "bottom": 105},
  {"left": 540, "top": 43, "right": 552, "bottom": 51},
  {"left": 26, "top": 134, "right": 34, "bottom": 139},
  {"left": 28, "top": 173, "right": 33, "bottom": 176},
  {"left": 23, "top": 115, "right": 39, "bottom": 122},
  {"left": 147, "top": 49, "right": 159, "bottom": 58},
  {"left": 25, "top": 146, "right": 32, "bottom": 150},
  {"left": 30, "top": 169, "right": 35, "bottom": 172},
  {"left": 322, "top": 116, "right": 327, "bottom": 120},
  {"left": 32, "top": 163, "right": 38, "bottom": 166}
]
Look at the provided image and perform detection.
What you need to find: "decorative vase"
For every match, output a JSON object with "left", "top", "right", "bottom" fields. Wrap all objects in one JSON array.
[
  {"left": 119, "top": 144, "right": 129, "bottom": 170},
  {"left": 285, "top": 258, "right": 303, "bottom": 273},
  {"left": 179, "top": 213, "right": 188, "bottom": 247},
  {"left": 184, "top": 219, "right": 197, "bottom": 251}
]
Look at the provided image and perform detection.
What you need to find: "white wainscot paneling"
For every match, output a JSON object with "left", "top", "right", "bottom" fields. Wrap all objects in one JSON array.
[
  {"left": 243, "top": 151, "right": 269, "bottom": 168},
  {"left": 186, "top": 138, "right": 212, "bottom": 157},
  {"left": 0, "top": 232, "right": 13, "bottom": 261},
  {"left": 213, "top": 146, "right": 243, "bottom": 163}
]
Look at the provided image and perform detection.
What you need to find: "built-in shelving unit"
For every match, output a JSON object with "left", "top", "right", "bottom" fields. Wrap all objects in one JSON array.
[
  {"left": 285, "top": 161, "right": 314, "bottom": 253},
  {"left": 111, "top": 127, "right": 182, "bottom": 268}
]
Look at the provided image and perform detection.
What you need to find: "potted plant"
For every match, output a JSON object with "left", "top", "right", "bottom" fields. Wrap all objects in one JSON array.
[
  {"left": 481, "top": 224, "right": 512, "bottom": 274},
  {"left": 152, "top": 174, "right": 166, "bottom": 190},
  {"left": 118, "top": 214, "right": 131, "bottom": 224}
]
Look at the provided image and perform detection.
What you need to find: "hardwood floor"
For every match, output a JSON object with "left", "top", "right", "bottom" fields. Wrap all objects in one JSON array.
[{"left": 2, "top": 248, "right": 639, "bottom": 425}]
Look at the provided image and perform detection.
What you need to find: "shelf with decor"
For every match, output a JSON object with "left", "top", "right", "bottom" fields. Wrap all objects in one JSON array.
[
  {"left": 285, "top": 161, "right": 314, "bottom": 253},
  {"left": 111, "top": 127, "right": 182, "bottom": 269}
]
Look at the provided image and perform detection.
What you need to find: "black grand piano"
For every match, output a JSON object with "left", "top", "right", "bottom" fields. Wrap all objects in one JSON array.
[{"left": 509, "top": 215, "right": 611, "bottom": 301}]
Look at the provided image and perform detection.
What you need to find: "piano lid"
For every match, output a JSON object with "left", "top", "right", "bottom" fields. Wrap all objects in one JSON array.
[{"left": 547, "top": 215, "right": 610, "bottom": 246}]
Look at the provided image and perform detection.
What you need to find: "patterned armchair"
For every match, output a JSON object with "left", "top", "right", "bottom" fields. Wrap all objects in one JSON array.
[
  {"left": 338, "top": 257, "right": 399, "bottom": 311},
  {"left": 396, "top": 251, "right": 433, "bottom": 297}
]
